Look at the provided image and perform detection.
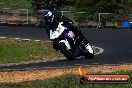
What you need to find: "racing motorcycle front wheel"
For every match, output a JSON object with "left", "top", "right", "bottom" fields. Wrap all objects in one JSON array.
[{"left": 58, "top": 42, "right": 75, "bottom": 61}]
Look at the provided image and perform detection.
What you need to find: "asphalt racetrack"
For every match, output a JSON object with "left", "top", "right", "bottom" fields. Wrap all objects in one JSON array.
[{"left": 0, "top": 26, "right": 132, "bottom": 71}]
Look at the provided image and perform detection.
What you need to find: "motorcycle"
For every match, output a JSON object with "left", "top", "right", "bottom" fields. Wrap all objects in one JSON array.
[
  {"left": 30, "top": 0, "right": 94, "bottom": 60},
  {"left": 50, "top": 21, "right": 94, "bottom": 60}
]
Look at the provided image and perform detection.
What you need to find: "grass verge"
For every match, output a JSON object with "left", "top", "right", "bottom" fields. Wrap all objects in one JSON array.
[
  {"left": 0, "top": 70, "right": 131, "bottom": 88},
  {"left": 0, "top": 0, "right": 32, "bottom": 9},
  {"left": 0, "top": 39, "right": 63, "bottom": 64}
]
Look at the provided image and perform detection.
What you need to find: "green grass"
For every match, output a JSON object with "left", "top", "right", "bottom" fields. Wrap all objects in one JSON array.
[
  {"left": 0, "top": 71, "right": 132, "bottom": 88},
  {"left": 0, "top": 0, "right": 32, "bottom": 9},
  {"left": 0, "top": 39, "right": 63, "bottom": 64}
]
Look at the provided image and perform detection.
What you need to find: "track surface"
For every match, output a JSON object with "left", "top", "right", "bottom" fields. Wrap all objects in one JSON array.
[{"left": 0, "top": 27, "right": 132, "bottom": 71}]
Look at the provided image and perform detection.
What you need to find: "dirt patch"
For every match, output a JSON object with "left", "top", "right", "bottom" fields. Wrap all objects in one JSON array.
[{"left": 0, "top": 64, "right": 132, "bottom": 83}]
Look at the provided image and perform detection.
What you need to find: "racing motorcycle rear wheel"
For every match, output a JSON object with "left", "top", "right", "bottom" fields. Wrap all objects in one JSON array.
[{"left": 58, "top": 42, "right": 75, "bottom": 61}]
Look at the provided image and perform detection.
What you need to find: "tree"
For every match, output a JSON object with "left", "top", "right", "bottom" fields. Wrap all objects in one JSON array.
[{"left": 74, "top": 0, "right": 131, "bottom": 14}]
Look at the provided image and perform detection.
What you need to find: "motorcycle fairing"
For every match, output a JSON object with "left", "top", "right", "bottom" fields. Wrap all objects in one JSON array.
[{"left": 50, "top": 22, "right": 67, "bottom": 40}]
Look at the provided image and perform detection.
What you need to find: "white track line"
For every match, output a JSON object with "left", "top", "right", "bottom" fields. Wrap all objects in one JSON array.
[
  {"left": 45, "top": 41, "right": 52, "bottom": 43},
  {"left": 11, "top": 38, "right": 20, "bottom": 40},
  {"left": 0, "top": 37, "right": 7, "bottom": 39},
  {"left": 34, "top": 40, "right": 41, "bottom": 42},
  {"left": 21, "top": 39, "right": 31, "bottom": 41}
]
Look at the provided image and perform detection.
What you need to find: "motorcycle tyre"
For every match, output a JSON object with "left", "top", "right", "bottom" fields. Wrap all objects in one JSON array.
[{"left": 59, "top": 42, "right": 75, "bottom": 61}]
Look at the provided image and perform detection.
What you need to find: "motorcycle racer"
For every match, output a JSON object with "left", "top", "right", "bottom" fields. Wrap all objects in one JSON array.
[
  {"left": 30, "top": 0, "right": 94, "bottom": 60},
  {"left": 43, "top": 10, "right": 84, "bottom": 50}
]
